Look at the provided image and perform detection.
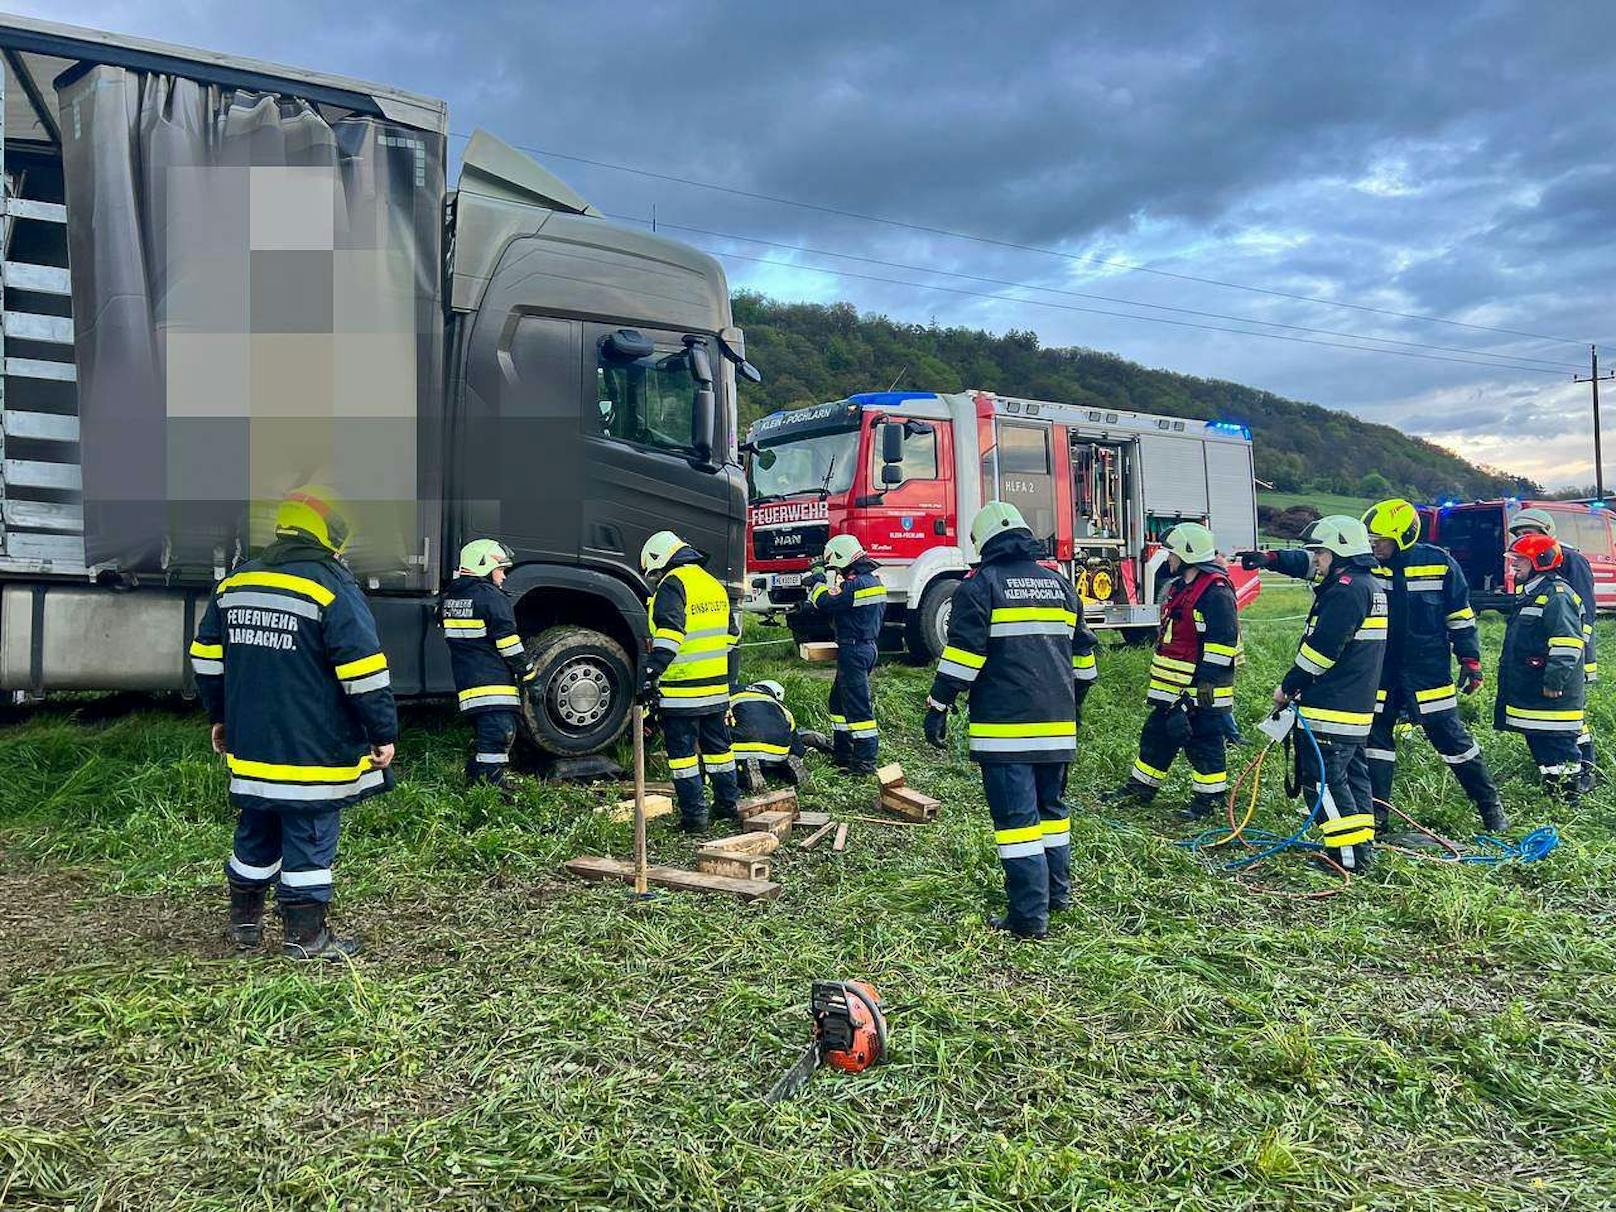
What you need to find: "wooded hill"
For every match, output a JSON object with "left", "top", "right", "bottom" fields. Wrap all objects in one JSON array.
[{"left": 733, "top": 294, "right": 1537, "bottom": 501}]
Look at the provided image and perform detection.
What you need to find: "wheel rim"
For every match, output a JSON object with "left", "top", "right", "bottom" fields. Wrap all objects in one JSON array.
[
  {"left": 548, "top": 656, "right": 612, "bottom": 731},
  {"left": 933, "top": 598, "right": 953, "bottom": 652}
]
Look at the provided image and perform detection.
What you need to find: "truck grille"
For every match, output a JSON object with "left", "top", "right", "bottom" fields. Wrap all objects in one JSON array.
[{"left": 752, "top": 524, "right": 828, "bottom": 561}]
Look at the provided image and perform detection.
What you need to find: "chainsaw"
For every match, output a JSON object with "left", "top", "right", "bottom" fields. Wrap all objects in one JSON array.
[{"left": 764, "top": 980, "right": 889, "bottom": 1103}]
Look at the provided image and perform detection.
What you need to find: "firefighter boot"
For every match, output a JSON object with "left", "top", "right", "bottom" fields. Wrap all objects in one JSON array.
[
  {"left": 784, "top": 754, "right": 812, "bottom": 788},
  {"left": 987, "top": 914, "right": 1048, "bottom": 942},
  {"left": 1479, "top": 800, "right": 1509, "bottom": 834},
  {"left": 799, "top": 729, "right": 834, "bottom": 755},
  {"left": 1102, "top": 783, "right": 1154, "bottom": 807},
  {"left": 226, "top": 879, "right": 267, "bottom": 949},
  {"left": 740, "top": 760, "right": 766, "bottom": 794},
  {"left": 280, "top": 901, "right": 362, "bottom": 961}
]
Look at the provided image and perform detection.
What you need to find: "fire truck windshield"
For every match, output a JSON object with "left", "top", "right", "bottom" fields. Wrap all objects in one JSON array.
[{"left": 748, "top": 430, "right": 859, "bottom": 501}]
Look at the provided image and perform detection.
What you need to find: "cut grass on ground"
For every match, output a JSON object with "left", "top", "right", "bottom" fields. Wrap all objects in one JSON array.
[{"left": 3, "top": 583, "right": 1615, "bottom": 1209}]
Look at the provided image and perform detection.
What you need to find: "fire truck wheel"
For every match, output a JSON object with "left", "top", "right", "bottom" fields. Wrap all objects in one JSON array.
[
  {"left": 519, "top": 625, "right": 634, "bottom": 756},
  {"left": 906, "top": 578, "right": 961, "bottom": 663},
  {"left": 1120, "top": 626, "right": 1156, "bottom": 646}
]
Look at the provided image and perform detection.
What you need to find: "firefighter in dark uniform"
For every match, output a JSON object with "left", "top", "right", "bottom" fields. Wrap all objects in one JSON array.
[
  {"left": 440, "top": 539, "right": 536, "bottom": 790},
  {"left": 1357, "top": 498, "right": 1506, "bottom": 832},
  {"left": 190, "top": 487, "right": 397, "bottom": 960},
  {"left": 803, "top": 533, "right": 886, "bottom": 773},
  {"left": 923, "top": 502, "right": 1100, "bottom": 940},
  {"left": 1275, "top": 516, "right": 1387, "bottom": 873},
  {"left": 729, "top": 679, "right": 823, "bottom": 787},
  {"left": 1496, "top": 532, "right": 1588, "bottom": 800},
  {"left": 1508, "top": 508, "right": 1598, "bottom": 791},
  {"left": 640, "top": 530, "right": 740, "bottom": 832},
  {"left": 1108, "top": 522, "right": 1240, "bottom": 818}
]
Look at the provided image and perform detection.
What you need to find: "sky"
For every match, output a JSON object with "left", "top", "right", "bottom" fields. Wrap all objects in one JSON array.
[{"left": 24, "top": 0, "right": 1616, "bottom": 487}]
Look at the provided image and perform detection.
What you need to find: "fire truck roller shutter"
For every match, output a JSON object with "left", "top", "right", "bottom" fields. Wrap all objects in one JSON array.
[
  {"left": 1204, "top": 442, "right": 1258, "bottom": 551},
  {"left": 1137, "top": 434, "right": 1209, "bottom": 518}
]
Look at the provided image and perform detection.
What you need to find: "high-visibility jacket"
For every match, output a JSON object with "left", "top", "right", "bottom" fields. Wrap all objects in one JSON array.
[
  {"left": 1370, "top": 542, "right": 1479, "bottom": 712},
  {"left": 1495, "top": 571, "right": 1587, "bottom": 735},
  {"left": 805, "top": 557, "right": 886, "bottom": 643},
  {"left": 1149, "top": 565, "right": 1239, "bottom": 711},
  {"left": 191, "top": 537, "right": 398, "bottom": 811},
  {"left": 929, "top": 529, "right": 1096, "bottom": 764},
  {"left": 1558, "top": 544, "right": 1598, "bottom": 681},
  {"left": 729, "top": 686, "right": 796, "bottom": 761},
  {"left": 439, "top": 574, "right": 535, "bottom": 714},
  {"left": 645, "top": 547, "right": 736, "bottom": 715},
  {"left": 1280, "top": 555, "right": 1388, "bottom": 740}
]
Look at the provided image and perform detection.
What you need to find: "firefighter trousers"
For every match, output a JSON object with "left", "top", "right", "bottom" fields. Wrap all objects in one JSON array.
[
  {"left": 227, "top": 807, "right": 342, "bottom": 905},
  {"left": 1297, "top": 736, "right": 1375, "bottom": 873},
  {"left": 1524, "top": 729, "right": 1584, "bottom": 798},
  {"left": 1128, "top": 703, "right": 1229, "bottom": 803},
  {"left": 829, "top": 641, "right": 880, "bottom": 765},
  {"left": 663, "top": 711, "right": 740, "bottom": 824},
  {"left": 980, "top": 761, "right": 1070, "bottom": 937},
  {"left": 466, "top": 710, "right": 518, "bottom": 786},
  {"left": 1366, "top": 685, "right": 1501, "bottom": 824}
]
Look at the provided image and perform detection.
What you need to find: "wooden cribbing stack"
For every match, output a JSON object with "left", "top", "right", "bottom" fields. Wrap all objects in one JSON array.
[
  {"left": 874, "top": 764, "right": 940, "bottom": 822},
  {"left": 696, "top": 831, "right": 781, "bottom": 880}
]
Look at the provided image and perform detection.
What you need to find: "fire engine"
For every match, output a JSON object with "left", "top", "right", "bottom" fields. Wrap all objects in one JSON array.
[
  {"left": 1420, "top": 498, "right": 1616, "bottom": 613},
  {"left": 744, "top": 390, "right": 1262, "bottom": 658}
]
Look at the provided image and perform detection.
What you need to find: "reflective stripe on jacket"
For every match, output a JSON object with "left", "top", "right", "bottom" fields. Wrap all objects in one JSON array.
[
  {"left": 730, "top": 689, "right": 796, "bottom": 760},
  {"left": 1150, "top": 566, "right": 1239, "bottom": 709},
  {"left": 1280, "top": 557, "right": 1388, "bottom": 740},
  {"left": 1370, "top": 542, "right": 1478, "bottom": 697},
  {"left": 805, "top": 558, "right": 886, "bottom": 643},
  {"left": 1495, "top": 572, "right": 1587, "bottom": 734},
  {"left": 645, "top": 549, "right": 736, "bottom": 715},
  {"left": 440, "top": 574, "right": 533, "bottom": 713}
]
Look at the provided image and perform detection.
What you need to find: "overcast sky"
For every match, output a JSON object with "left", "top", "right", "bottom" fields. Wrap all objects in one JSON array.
[{"left": 29, "top": 0, "right": 1616, "bottom": 487}]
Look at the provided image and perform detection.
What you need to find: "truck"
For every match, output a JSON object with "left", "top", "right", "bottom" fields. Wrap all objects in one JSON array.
[
  {"left": 743, "top": 389, "right": 1261, "bottom": 657},
  {"left": 1420, "top": 498, "right": 1616, "bottom": 613},
  {"left": 0, "top": 14, "right": 755, "bottom": 760}
]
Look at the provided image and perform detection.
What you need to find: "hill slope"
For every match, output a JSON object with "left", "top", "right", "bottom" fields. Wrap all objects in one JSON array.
[{"left": 733, "top": 294, "right": 1536, "bottom": 501}]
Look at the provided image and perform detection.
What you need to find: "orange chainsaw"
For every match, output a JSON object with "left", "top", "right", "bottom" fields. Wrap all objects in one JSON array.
[{"left": 764, "top": 980, "right": 889, "bottom": 1103}]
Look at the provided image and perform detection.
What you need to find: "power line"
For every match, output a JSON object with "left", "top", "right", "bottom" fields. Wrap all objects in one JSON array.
[
  {"left": 447, "top": 129, "right": 1589, "bottom": 349},
  {"left": 604, "top": 211, "right": 1582, "bottom": 373}
]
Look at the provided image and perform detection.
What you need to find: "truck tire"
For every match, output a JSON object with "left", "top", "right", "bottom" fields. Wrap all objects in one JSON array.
[
  {"left": 520, "top": 625, "right": 633, "bottom": 756},
  {"left": 1121, "top": 625, "right": 1156, "bottom": 646},
  {"left": 906, "top": 578, "right": 960, "bottom": 663}
]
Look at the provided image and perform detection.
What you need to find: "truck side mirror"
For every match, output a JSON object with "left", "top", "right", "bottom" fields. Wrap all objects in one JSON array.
[
  {"left": 684, "top": 335, "right": 714, "bottom": 386},
  {"left": 881, "top": 463, "right": 904, "bottom": 486},
  {"left": 692, "top": 385, "right": 716, "bottom": 469},
  {"left": 601, "top": 328, "right": 654, "bottom": 362},
  {"left": 880, "top": 422, "right": 904, "bottom": 465}
]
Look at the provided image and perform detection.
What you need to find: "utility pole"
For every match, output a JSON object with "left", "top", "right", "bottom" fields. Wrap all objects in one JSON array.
[{"left": 1573, "top": 345, "right": 1616, "bottom": 499}]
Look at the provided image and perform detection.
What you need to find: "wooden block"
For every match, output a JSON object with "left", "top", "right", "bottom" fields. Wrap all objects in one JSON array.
[
  {"left": 565, "top": 856, "right": 780, "bottom": 901},
  {"left": 738, "top": 789, "right": 798, "bottom": 819},
  {"left": 876, "top": 763, "right": 906, "bottom": 790},
  {"left": 700, "top": 832, "right": 781, "bottom": 857},
  {"left": 644, "top": 780, "right": 676, "bottom": 794},
  {"left": 832, "top": 823, "right": 849, "bottom": 851},
  {"left": 696, "top": 853, "right": 772, "bottom": 881},
  {"left": 797, "top": 822, "right": 837, "bottom": 850},
  {"left": 879, "top": 785, "right": 939, "bottom": 822},
  {"left": 743, "top": 810, "right": 795, "bottom": 840},
  {"left": 597, "top": 793, "right": 675, "bottom": 824},
  {"left": 794, "top": 810, "right": 831, "bottom": 828},
  {"left": 798, "top": 641, "right": 839, "bottom": 663}
]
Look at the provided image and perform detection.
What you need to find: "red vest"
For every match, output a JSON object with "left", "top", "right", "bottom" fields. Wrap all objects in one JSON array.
[{"left": 1156, "top": 569, "right": 1231, "bottom": 666}]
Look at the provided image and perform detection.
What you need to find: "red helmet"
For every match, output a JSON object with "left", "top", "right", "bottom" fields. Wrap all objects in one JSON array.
[{"left": 1509, "top": 531, "right": 1563, "bottom": 572}]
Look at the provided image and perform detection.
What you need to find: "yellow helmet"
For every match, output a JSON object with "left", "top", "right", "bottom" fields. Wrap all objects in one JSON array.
[
  {"left": 274, "top": 485, "right": 350, "bottom": 553},
  {"left": 1362, "top": 498, "right": 1421, "bottom": 551}
]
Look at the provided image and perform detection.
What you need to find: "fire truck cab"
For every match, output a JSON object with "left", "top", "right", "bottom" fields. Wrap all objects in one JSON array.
[{"left": 744, "top": 390, "right": 1260, "bottom": 659}]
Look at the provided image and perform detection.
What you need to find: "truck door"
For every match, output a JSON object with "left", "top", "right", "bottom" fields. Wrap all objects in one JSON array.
[
  {"left": 990, "top": 420, "right": 1058, "bottom": 555},
  {"left": 859, "top": 419, "right": 953, "bottom": 559}
]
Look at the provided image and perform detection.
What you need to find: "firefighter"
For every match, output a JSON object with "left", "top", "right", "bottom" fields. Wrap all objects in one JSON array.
[
  {"left": 640, "top": 530, "right": 740, "bottom": 832},
  {"left": 1496, "top": 532, "right": 1588, "bottom": 800},
  {"left": 1276, "top": 516, "right": 1387, "bottom": 873},
  {"left": 190, "top": 487, "right": 397, "bottom": 960},
  {"left": 922, "top": 501, "right": 1099, "bottom": 940},
  {"left": 440, "top": 539, "right": 536, "bottom": 791},
  {"left": 1108, "top": 522, "right": 1240, "bottom": 818},
  {"left": 1356, "top": 498, "right": 1506, "bottom": 832},
  {"left": 802, "top": 534, "right": 886, "bottom": 774},
  {"left": 1507, "top": 508, "right": 1597, "bottom": 791},
  {"left": 729, "top": 680, "right": 823, "bottom": 787}
]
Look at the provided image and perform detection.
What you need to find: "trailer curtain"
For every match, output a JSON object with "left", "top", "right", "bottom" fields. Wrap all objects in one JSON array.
[{"left": 55, "top": 65, "right": 443, "bottom": 583}]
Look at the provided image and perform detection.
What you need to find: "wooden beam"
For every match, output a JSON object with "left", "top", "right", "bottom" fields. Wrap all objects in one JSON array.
[
  {"left": 832, "top": 823, "right": 849, "bottom": 852},
  {"left": 798, "top": 641, "right": 838, "bottom": 663},
  {"left": 739, "top": 788, "right": 798, "bottom": 819},
  {"left": 876, "top": 763, "right": 905, "bottom": 790},
  {"left": 794, "top": 810, "right": 830, "bottom": 828},
  {"left": 565, "top": 856, "right": 780, "bottom": 902},
  {"left": 879, "top": 785, "right": 940, "bottom": 822},
  {"left": 696, "top": 853, "right": 771, "bottom": 881},
  {"left": 597, "top": 792, "right": 673, "bottom": 824},
  {"left": 700, "top": 832, "right": 781, "bottom": 856},
  {"left": 743, "top": 810, "right": 795, "bottom": 840},
  {"left": 797, "top": 822, "right": 836, "bottom": 850}
]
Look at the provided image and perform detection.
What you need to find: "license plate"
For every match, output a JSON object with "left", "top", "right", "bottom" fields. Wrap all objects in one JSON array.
[{"left": 774, "top": 573, "right": 802, "bottom": 588}]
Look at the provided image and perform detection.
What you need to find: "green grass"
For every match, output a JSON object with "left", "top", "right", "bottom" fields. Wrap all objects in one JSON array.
[
  {"left": 4, "top": 581, "right": 1616, "bottom": 1209},
  {"left": 1259, "top": 489, "right": 1376, "bottom": 518}
]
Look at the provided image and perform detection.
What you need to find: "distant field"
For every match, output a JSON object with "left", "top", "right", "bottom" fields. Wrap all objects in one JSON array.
[{"left": 1257, "top": 489, "right": 1375, "bottom": 517}]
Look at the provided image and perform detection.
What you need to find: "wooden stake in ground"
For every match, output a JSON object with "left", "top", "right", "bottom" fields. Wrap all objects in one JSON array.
[
  {"left": 832, "top": 823, "right": 850, "bottom": 851},
  {"left": 631, "top": 704, "right": 648, "bottom": 896}
]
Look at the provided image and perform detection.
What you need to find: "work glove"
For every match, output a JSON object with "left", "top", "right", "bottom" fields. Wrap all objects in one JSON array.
[
  {"left": 1458, "top": 658, "right": 1484, "bottom": 696},
  {"left": 520, "top": 659, "right": 539, "bottom": 685},
  {"left": 637, "top": 676, "right": 658, "bottom": 707},
  {"left": 1196, "top": 685, "right": 1219, "bottom": 709},
  {"left": 1236, "top": 550, "right": 1274, "bottom": 571},
  {"left": 923, "top": 698, "right": 950, "bottom": 749}
]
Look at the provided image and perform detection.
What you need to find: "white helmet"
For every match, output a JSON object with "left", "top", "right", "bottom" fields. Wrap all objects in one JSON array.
[
  {"left": 1508, "top": 507, "right": 1556, "bottom": 538},
  {"left": 1302, "top": 515, "right": 1372, "bottom": 558},
  {"left": 755, "top": 680, "right": 786, "bottom": 703},
  {"left": 640, "top": 530, "right": 686, "bottom": 575},
  {"left": 1163, "top": 522, "right": 1217, "bottom": 565},
  {"left": 458, "top": 538, "right": 514, "bottom": 578},
  {"left": 969, "top": 501, "right": 1029, "bottom": 552},
  {"left": 823, "top": 533, "right": 865, "bottom": 570}
]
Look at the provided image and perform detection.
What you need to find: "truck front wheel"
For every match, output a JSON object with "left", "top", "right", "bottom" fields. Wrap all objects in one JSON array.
[
  {"left": 906, "top": 578, "right": 960, "bottom": 663},
  {"left": 520, "top": 625, "right": 633, "bottom": 756}
]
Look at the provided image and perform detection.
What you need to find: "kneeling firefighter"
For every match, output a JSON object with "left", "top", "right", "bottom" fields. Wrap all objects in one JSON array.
[
  {"left": 440, "top": 539, "right": 536, "bottom": 790},
  {"left": 640, "top": 530, "right": 741, "bottom": 832},
  {"left": 1275, "top": 516, "right": 1387, "bottom": 873},
  {"left": 191, "top": 487, "right": 397, "bottom": 960},
  {"left": 802, "top": 534, "right": 886, "bottom": 773},
  {"left": 1109, "top": 522, "right": 1240, "bottom": 818},
  {"left": 1496, "top": 532, "right": 1588, "bottom": 800},
  {"left": 729, "top": 680, "right": 824, "bottom": 786},
  {"left": 923, "top": 502, "right": 1099, "bottom": 940}
]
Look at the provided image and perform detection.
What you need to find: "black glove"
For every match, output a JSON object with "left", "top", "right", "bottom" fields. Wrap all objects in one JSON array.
[
  {"left": 1236, "top": 550, "right": 1273, "bottom": 571},
  {"left": 1458, "top": 658, "right": 1484, "bottom": 696},
  {"left": 923, "top": 701, "right": 949, "bottom": 749},
  {"left": 1196, "top": 685, "right": 1218, "bottom": 709},
  {"left": 1164, "top": 701, "right": 1193, "bottom": 746},
  {"left": 637, "top": 676, "right": 657, "bottom": 707}
]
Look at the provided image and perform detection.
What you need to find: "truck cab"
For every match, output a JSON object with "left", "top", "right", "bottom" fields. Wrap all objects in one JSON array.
[{"left": 1422, "top": 498, "right": 1616, "bottom": 613}]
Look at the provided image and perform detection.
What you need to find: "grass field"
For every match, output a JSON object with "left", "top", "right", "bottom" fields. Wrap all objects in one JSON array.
[
  {"left": 4, "top": 581, "right": 1616, "bottom": 1209},
  {"left": 1258, "top": 490, "right": 1377, "bottom": 519}
]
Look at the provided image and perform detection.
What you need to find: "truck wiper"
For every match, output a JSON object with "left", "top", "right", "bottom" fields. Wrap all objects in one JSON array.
[{"left": 814, "top": 455, "right": 838, "bottom": 499}]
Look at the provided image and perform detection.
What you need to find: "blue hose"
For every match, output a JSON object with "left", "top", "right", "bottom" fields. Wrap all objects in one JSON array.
[{"left": 1461, "top": 825, "right": 1560, "bottom": 864}]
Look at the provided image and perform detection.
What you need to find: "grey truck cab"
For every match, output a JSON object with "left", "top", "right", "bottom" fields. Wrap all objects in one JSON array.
[{"left": 0, "top": 15, "right": 749, "bottom": 758}]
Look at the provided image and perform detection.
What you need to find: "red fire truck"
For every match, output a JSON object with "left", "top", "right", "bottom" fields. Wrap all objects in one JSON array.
[
  {"left": 744, "top": 390, "right": 1262, "bottom": 658},
  {"left": 1420, "top": 498, "right": 1616, "bottom": 613}
]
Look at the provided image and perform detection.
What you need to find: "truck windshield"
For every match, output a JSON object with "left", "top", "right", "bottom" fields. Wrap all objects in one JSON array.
[{"left": 749, "top": 431, "right": 860, "bottom": 501}]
